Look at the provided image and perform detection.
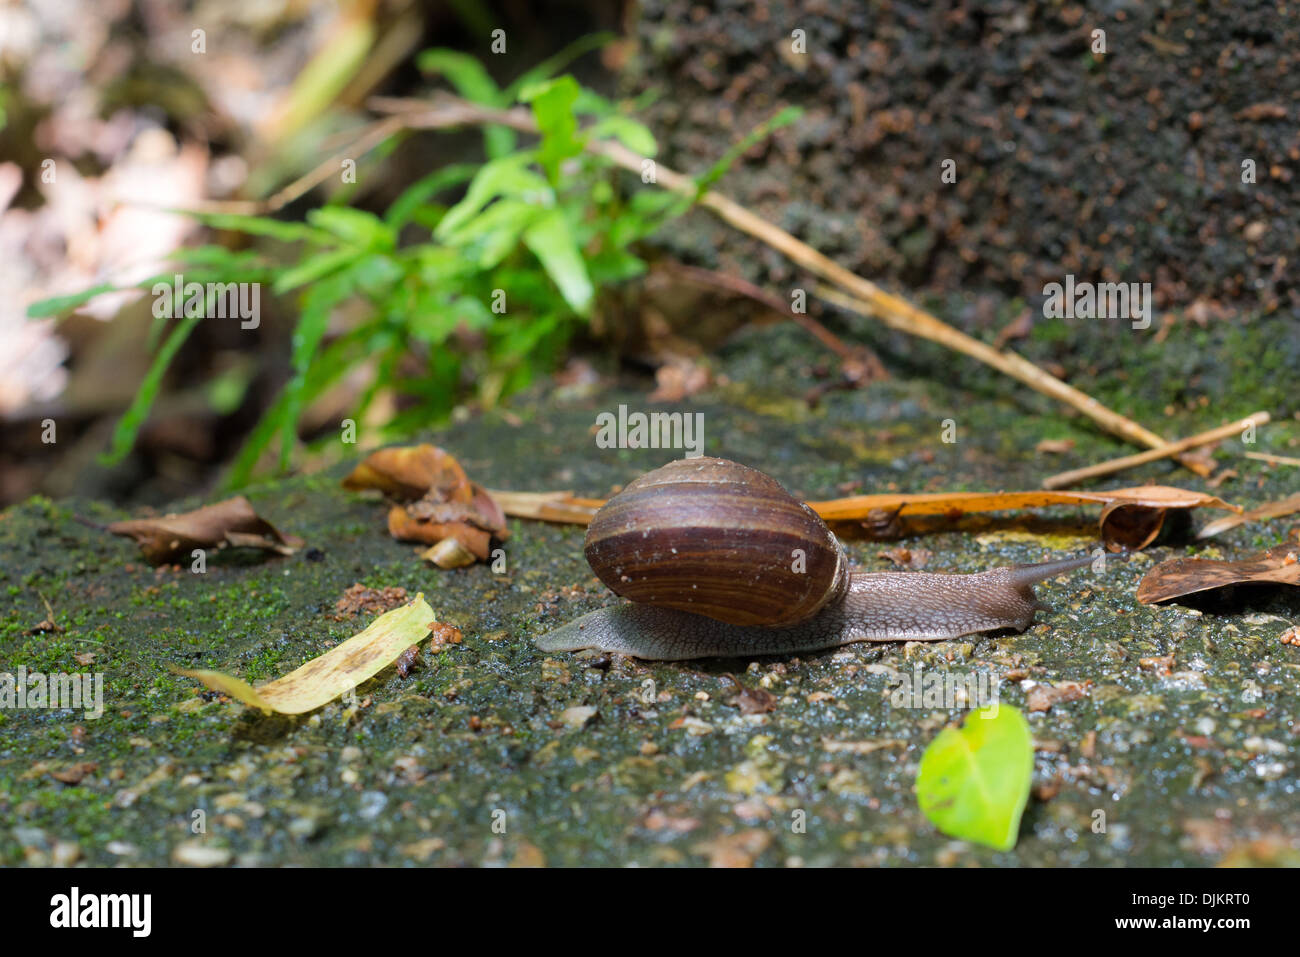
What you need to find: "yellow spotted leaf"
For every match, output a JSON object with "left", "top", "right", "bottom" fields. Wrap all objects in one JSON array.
[{"left": 176, "top": 594, "right": 433, "bottom": 714}]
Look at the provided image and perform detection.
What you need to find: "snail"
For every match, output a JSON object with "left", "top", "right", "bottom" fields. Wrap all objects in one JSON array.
[{"left": 535, "top": 457, "right": 1094, "bottom": 660}]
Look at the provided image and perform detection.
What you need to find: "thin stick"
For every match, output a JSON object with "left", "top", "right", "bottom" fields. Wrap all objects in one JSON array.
[
  {"left": 192, "top": 115, "right": 408, "bottom": 216},
  {"left": 657, "top": 261, "right": 887, "bottom": 378},
  {"left": 363, "top": 95, "right": 1206, "bottom": 475},
  {"left": 1244, "top": 451, "right": 1300, "bottom": 467},
  {"left": 490, "top": 485, "right": 1238, "bottom": 526},
  {"left": 1042, "top": 412, "right": 1270, "bottom": 489},
  {"left": 814, "top": 286, "right": 1212, "bottom": 477}
]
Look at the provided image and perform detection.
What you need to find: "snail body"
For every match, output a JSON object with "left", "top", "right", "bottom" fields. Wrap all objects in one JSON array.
[{"left": 536, "top": 457, "right": 1093, "bottom": 660}]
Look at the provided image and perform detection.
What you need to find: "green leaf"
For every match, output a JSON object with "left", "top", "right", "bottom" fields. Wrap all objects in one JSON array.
[
  {"left": 26, "top": 284, "right": 117, "bottom": 318},
  {"left": 384, "top": 163, "right": 477, "bottom": 229},
  {"left": 278, "top": 271, "right": 351, "bottom": 470},
  {"left": 502, "top": 33, "right": 614, "bottom": 102},
  {"left": 347, "top": 253, "right": 403, "bottom": 297},
  {"left": 916, "top": 704, "right": 1034, "bottom": 852},
  {"left": 522, "top": 76, "right": 584, "bottom": 183},
  {"left": 178, "top": 210, "right": 332, "bottom": 245},
  {"left": 572, "top": 88, "right": 616, "bottom": 117},
  {"left": 307, "top": 207, "right": 394, "bottom": 250},
  {"left": 440, "top": 197, "right": 542, "bottom": 268},
  {"left": 164, "top": 245, "right": 266, "bottom": 273},
  {"left": 589, "top": 115, "right": 657, "bottom": 156},
  {"left": 696, "top": 105, "right": 803, "bottom": 196},
  {"left": 609, "top": 189, "right": 691, "bottom": 248},
  {"left": 435, "top": 153, "right": 551, "bottom": 237},
  {"left": 221, "top": 320, "right": 384, "bottom": 489},
  {"left": 522, "top": 209, "right": 593, "bottom": 315},
  {"left": 588, "top": 247, "right": 647, "bottom": 284},
  {"left": 272, "top": 247, "right": 357, "bottom": 295},
  {"left": 417, "top": 50, "right": 515, "bottom": 156},
  {"left": 417, "top": 49, "right": 502, "bottom": 105},
  {"left": 99, "top": 314, "right": 202, "bottom": 465}
]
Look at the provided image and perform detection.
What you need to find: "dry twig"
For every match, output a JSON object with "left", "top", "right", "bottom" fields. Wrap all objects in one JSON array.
[{"left": 1042, "top": 412, "right": 1270, "bottom": 489}]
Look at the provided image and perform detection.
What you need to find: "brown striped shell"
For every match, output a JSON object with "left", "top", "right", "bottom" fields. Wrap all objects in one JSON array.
[{"left": 583, "top": 457, "right": 850, "bottom": 627}]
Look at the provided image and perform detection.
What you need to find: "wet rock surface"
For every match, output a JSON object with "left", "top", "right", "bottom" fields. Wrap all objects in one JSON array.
[
  {"left": 628, "top": 0, "right": 1298, "bottom": 328},
  {"left": 3, "top": 318, "right": 1298, "bottom": 866}
]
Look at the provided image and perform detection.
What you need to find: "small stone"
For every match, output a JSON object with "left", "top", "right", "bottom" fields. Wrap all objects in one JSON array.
[
  {"left": 172, "top": 842, "right": 232, "bottom": 867},
  {"left": 680, "top": 716, "right": 714, "bottom": 736},
  {"left": 51, "top": 841, "right": 81, "bottom": 866},
  {"left": 105, "top": 841, "right": 138, "bottom": 857},
  {"left": 358, "top": 790, "right": 388, "bottom": 820},
  {"left": 1255, "top": 760, "right": 1286, "bottom": 780},
  {"left": 214, "top": 791, "right": 247, "bottom": 811},
  {"left": 1244, "top": 736, "right": 1286, "bottom": 756},
  {"left": 399, "top": 837, "right": 446, "bottom": 861},
  {"left": 13, "top": 827, "right": 48, "bottom": 850},
  {"left": 559, "top": 705, "right": 598, "bottom": 729}
]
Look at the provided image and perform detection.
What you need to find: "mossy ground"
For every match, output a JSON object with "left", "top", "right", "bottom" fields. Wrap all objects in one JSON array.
[{"left": 2, "top": 310, "right": 1298, "bottom": 867}]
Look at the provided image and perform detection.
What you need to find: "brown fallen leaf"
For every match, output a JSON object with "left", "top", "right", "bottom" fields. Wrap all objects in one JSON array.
[
  {"left": 389, "top": 496, "right": 499, "bottom": 555},
  {"left": 1137, "top": 543, "right": 1300, "bottom": 604},
  {"left": 108, "top": 497, "right": 302, "bottom": 564},
  {"left": 724, "top": 677, "right": 777, "bottom": 715},
  {"left": 344, "top": 445, "right": 508, "bottom": 564},
  {"left": 333, "top": 584, "right": 409, "bottom": 619},
  {"left": 1197, "top": 492, "right": 1300, "bottom": 540},
  {"left": 643, "top": 810, "right": 701, "bottom": 834},
  {"left": 692, "top": 829, "right": 772, "bottom": 868},
  {"left": 420, "top": 537, "right": 478, "bottom": 568},
  {"left": 1026, "top": 680, "right": 1091, "bottom": 713},
  {"left": 492, "top": 482, "right": 1237, "bottom": 550},
  {"left": 649, "top": 357, "right": 712, "bottom": 402},
  {"left": 49, "top": 762, "right": 98, "bottom": 785},
  {"left": 342, "top": 444, "right": 469, "bottom": 500},
  {"left": 428, "top": 621, "right": 464, "bottom": 651},
  {"left": 395, "top": 646, "right": 419, "bottom": 678},
  {"left": 878, "top": 546, "right": 931, "bottom": 569},
  {"left": 175, "top": 595, "right": 433, "bottom": 714},
  {"left": 1138, "top": 655, "right": 1175, "bottom": 675}
]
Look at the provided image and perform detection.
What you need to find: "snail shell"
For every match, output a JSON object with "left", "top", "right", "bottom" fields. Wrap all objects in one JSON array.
[{"left": 583, "top": 457, "right": 848, "bottom": 627}]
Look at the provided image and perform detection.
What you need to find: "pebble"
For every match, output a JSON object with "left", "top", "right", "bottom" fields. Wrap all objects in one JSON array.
[
  {"left": 560, "top": 705, "right": 597, "bottom": 729},
  {"left": 358, "top": 790, "right": 388, "bottom": 820},
  {"left": 172, "top": 842, "right": 233, "bottom": 867},
  {"left": 1244, "top": 736, "right": 1286, "bottom": 756},
  {"left": 12, "top": 826, "right": 47, "bottom": 850}
]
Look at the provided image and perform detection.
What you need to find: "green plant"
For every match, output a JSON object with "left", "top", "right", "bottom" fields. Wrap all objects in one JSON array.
[
  {"left": 28, "top": 41, "right": 800, "bottom": 489},
  {"left": 915, "top": 704, "right": 1034, "bottom": 852}
]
